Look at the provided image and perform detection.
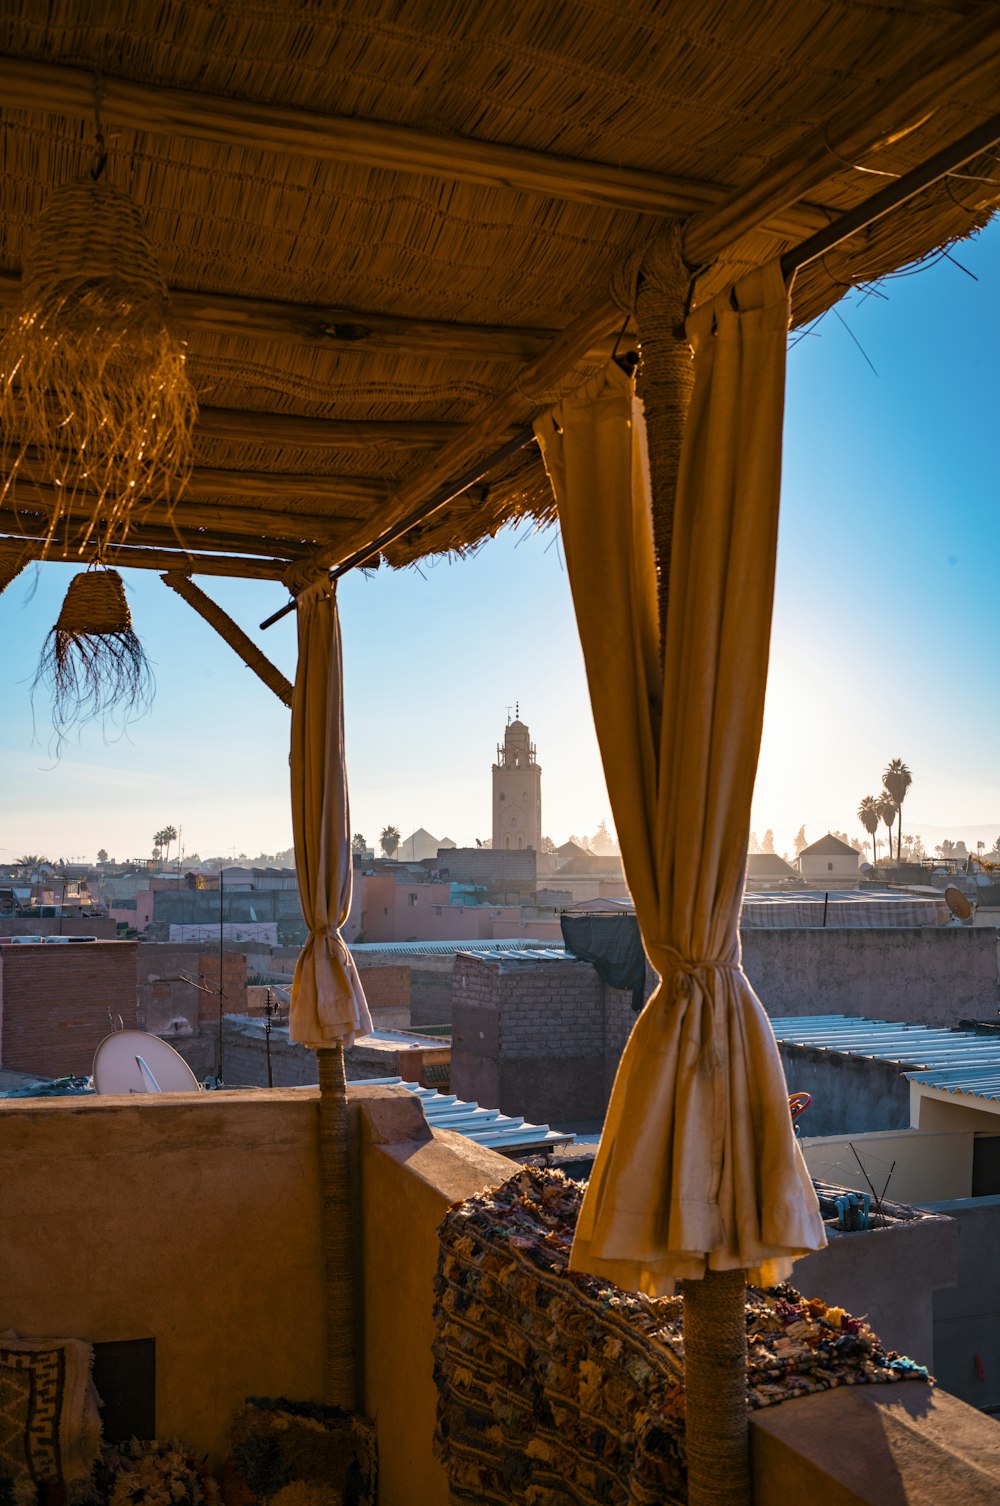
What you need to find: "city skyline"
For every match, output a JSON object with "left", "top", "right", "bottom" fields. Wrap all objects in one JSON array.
[{"left": 1, "top": 218, "right": 998, "bottom": 863}]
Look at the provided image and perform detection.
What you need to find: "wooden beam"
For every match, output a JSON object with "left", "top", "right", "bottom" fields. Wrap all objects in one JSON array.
[
  {"left": 0, "top": 57, "right": 827, "bottom": 235},
  {"left": 195, "top": 407, "right": 467, "bottom": 451},
  {"left": 0, "top": 270, "right": 578, "bottom": 364},
  {"left": 684, "top": 9, "right": 1000, "bottom": 265},
  {"left": 5, "top": 455, "right": 391, "bottom": 507},
  {"left": 0, "top": 537, "right": 289, "bottom": 580},
  {"left": 3, "top": 490, "right": 354, "bottom": 543},
  {"left": 37, "top": 522, "right": 310, "bottom": 559},
  {"left": 161, "top": 572, "right": 293, "bottom": 706}
]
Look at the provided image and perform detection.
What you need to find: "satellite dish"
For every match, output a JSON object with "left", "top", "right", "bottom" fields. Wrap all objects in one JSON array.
[
  {"left": 944, "top": 885, "right": 974, "bottom": 923},
  {"left": 93, "top": 1030, "right": 201, "bottom": 1095}
]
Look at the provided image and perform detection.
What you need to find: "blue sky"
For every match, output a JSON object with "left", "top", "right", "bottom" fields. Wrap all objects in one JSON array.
[{"left": 1, "top": 217, "right": 997, "bottom": 864}]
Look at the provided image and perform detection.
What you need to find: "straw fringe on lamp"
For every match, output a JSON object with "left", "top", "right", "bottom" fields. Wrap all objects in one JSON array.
[
  {"left": 33, "top": 566, "right": 154, "bottom": 745},
  {"left": 0, "top": 177, "right": 196, "bottom": 549}
]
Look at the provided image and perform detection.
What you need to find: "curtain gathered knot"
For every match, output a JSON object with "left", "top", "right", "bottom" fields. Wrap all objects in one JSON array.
[{"left": 658, "top": 948, "right": 741, "bottom": 996}]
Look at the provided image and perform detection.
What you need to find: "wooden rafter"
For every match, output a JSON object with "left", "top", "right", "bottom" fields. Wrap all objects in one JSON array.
[
  {"left": 161, "top": 572, "right": 293, "bottom": 706},
  {"left": 20, "top": 522, "right": 310, "bottom": 560},
  {"left": 0, "top": 538, "right": 289, "bottom": 579},
  {"left": 0, "top": 272, "right": 586, "bottom": 364},
  {"left": 684, "top": 9, "right": 1000, "bottom": 265},
  {"left": 3, "top": 491, "right": 353, "bottom": 543},
  {"left": 5, "top": 455, "right": 392, "bottom": 507},
  {"left": 0, "top": 57, "right": 828, "bottom": 234}
]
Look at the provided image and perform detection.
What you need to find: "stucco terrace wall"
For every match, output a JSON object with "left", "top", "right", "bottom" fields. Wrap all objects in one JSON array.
[
  {"left": 0, "top": 1089, "right": 325, "bottom": 1464},
  {"left": 800, "top": 1127, "right": 975, "bottom": 1205},
  {"left": 777, "top": 1043, "right": 912, "bottom": 1135},
  {"left": 923, "top": 1194, "right": 1000, "bottom": 1410},
  {"left": 357, "top": 1090, "right": 1000, "bottom": 1506},
  {"left": 743, "top": 925, "right": 998, "bottom": 1025}
]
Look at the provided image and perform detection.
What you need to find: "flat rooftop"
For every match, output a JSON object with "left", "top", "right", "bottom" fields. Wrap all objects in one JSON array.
[{"left": 772, "top": 1013, "right": 1000, "bottom": 1106}]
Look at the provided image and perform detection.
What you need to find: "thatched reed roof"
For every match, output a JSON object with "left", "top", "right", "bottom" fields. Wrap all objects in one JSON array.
[{"left": 0, "top": 2, "right": 998, "bottom": 580}]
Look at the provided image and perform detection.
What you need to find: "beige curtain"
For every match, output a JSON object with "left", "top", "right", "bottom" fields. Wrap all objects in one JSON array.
[
  {"left": 289, "top": 578, "right": 372, "bottom": 1048},
  {"left": 534, "top": 261, "right": 826, "bottom": 1296}
]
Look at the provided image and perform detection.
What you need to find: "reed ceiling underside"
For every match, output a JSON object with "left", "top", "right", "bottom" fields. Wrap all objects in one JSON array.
[{"left": 0, "top": 0, "right": 998, "bottom": 579}]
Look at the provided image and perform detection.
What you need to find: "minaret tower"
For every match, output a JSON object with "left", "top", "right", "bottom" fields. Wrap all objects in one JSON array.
[{"left": 492, "top": 705, "right": 542, "bottom": 851}]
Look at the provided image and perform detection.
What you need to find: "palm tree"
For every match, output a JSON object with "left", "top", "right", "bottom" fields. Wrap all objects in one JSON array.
[
  {"left": 879, "top": 794, "right": 897, "bottom": 862},
  {"left": 857, "top": 797, "right": 880, "bottom": 865},
  {"left": 882, "top": 759, "right": 912, "bottom": 862},
  {"left": 14, "top": 854, "right": 49, "bottom": 868},
  {"left": 379, "top": 824, "right": 401, "bottom": 858},
  {"left": 160, "top": 824, "right": 178, "bottom": 864}
]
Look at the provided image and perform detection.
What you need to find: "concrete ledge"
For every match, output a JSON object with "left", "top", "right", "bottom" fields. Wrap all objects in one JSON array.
[{"left": 752, "top": 1384, "right": 1000, "bottom": 1504}]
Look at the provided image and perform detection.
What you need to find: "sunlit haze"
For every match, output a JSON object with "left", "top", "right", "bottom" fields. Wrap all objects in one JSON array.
[{"left": 2, "top": 220, "right": 998, "bottom": 864}]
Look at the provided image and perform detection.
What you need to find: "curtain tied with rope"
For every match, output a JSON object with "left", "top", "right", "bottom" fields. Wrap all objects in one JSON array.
[
  {"left": 534, "top": 260, "right": 826, "bottom": 1297},
  {"left": 289, "top": 577, "right": 371, "bottom": 1048}
]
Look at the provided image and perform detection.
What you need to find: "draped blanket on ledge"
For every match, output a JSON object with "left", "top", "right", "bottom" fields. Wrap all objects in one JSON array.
[{"left": 433, "top": 1169, "right": 930, "bottom": 1506}]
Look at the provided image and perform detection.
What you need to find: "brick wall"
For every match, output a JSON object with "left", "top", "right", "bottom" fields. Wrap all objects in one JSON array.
[
  {"left": 451, "top": 954, "right": 618, "bottom": 1123},
  {"left": 199, "top": 953, "right": 248, "bottom": 1021},
  {"left": 0, "top": 941, "right": 138, "bottom": 1076},
  {"left": 450, "top": 953, "right": 655, "bottom": 1125},
  {"left": 356, "top": 963, "right": 410, "bottom": 1012}
]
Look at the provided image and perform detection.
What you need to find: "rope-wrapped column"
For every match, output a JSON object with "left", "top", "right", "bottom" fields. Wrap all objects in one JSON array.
[
  {"left": 615, "top": 225, "right": 697, "bottom": 635},
  {"left": 619, "top": 226, "right": 750, "bottom": 1506},
  {"left": 682, "top": 1268, "right": 749, "bottom": 1506},
  {"left": 317, "top": 1044, "right": 358, "bottom": 1409}
]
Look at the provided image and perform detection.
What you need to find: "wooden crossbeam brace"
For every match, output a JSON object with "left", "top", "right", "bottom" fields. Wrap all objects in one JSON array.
[
  {"left": 0, "top": 57, "right": 827, "bottom": 234},
  {"left": 161, "top": 572, "right": 293, "bottom": 706}
]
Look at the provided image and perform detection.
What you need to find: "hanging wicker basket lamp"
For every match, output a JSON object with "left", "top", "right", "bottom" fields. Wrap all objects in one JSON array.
[
  {"left": 33, "top": 565, "right": 154, "bottom": 746},
  {"left": 0, "top": 171, "right": 197, "bottom": 549}
]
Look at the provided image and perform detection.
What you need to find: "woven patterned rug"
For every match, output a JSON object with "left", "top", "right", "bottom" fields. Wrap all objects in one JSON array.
[
  {"left": 433, "top": 1168, "right": 929, "bottom": 1506},
  {"left": 0, "top": 1334, "right": 101, "bottom": 1501}
]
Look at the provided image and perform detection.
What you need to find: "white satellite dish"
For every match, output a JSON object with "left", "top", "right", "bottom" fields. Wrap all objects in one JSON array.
[{"left": 93, "top": 1030, "right": 201, "bottom": 1095}]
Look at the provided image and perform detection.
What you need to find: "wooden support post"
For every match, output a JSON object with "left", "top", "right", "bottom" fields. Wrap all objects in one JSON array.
[
  {"left": 317, "top": 1045, "right": 358, "bottom": 1410},
  {"left": 160, "top": 573, "right": 293, "bottom": 706},
  {"left": 631, "top": 228, "right": 751, "bottom": 1506}
]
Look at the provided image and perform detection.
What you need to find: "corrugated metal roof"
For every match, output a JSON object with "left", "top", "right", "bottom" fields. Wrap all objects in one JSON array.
[
  {"left": 358, "top": 1076, "right": 574, "bottom": 1154},
  {"left": 468, "top": 946, "right": 577, "bottom": 965},
  {"left": 771, "top": 1013, "right": 1000, "bottom": 1104}
]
